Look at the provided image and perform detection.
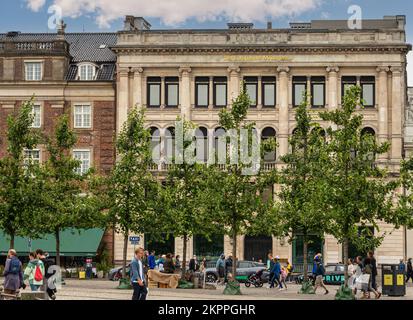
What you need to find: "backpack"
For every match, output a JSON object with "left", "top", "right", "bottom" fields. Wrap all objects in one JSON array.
[
  {"left": 34, "top": 263, "right": 43, "bottom": 282},
  {"left": 8, "top": 258, "right": 20, "bottom": 274}
]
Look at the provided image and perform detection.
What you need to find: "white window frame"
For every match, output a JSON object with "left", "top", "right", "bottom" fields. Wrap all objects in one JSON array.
[
  {"left": 30, "top": 104, "right": 42, "bottom": 128},
  {"left": 73, "top": 149, "right": 92, "bottom": 175},
  {"left": 73, "top": 103, "right": 92, "bottom": 129},
  {"left": 24, "top": 61, "right": 43, "bottom": 81},
  {"left": 23, "top": 148, "right": 41, "bottom": 166},
  {"left": 77, "top": 63, "right": 97, "bottom": 81}
]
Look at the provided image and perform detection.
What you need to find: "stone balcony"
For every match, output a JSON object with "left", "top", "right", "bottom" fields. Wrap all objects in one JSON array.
[{"left": 0, "top": 39, "right": 70, "bottom": 57}]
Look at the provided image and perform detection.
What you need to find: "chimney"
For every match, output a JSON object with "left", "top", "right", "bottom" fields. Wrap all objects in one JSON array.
[
  {"left": 57, "top": 20, "right": 66, "bottom": 39},
  {"left": 124, "top": 16, "right": 151, "bottom": 31},
  {"left": 267, "top": 21, "right": 272, "bottom": 29}
]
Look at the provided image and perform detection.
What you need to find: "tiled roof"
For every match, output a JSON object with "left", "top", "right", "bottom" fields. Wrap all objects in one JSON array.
[{"left": 0, "top": 33, "right": 117, "bottom": 63}]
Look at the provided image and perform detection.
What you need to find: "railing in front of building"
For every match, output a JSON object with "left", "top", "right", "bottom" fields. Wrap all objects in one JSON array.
[
  {"left": 0, "top": 40, "right": 69, "bottom": 55},
  {"left": 148, "top": 162, "right": 279, "bottom": 173}
]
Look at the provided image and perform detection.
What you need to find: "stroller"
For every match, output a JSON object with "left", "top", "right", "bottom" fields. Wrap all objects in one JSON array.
[{"left": 244, "top": 269, "right": 265, "bottom": 288}]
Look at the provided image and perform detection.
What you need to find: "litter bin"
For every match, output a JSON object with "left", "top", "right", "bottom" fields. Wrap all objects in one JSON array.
[{"left": 381, "top": 264, "right": 406, "bottom": 296}]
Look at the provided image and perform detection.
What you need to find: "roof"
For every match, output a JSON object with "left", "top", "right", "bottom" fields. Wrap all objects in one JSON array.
[
  {"left": 0, "top": 32, "right": 117, "bottom": 63},
  {"left": 65, "top": 63, "right": 115, "bottom": 81}
]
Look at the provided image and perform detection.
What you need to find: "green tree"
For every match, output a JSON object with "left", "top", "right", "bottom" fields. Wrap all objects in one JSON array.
[
  {"left": 320, "top": 86, "right": 401, "bottom": 285},
  {"left": 161, "top": 120, "right": 219, "bottom": 277},
  {"left": 0, "top": 99, "right": 39, "bottom": 248},
  {"left": 37, "top": 114, "right": 103, "bottom": 266},
  {"left": 211, "top": 87, "right": 276, "bottom": 283},
  {"left": 107, "top": 107, "right": 159, "bottom": 280}
]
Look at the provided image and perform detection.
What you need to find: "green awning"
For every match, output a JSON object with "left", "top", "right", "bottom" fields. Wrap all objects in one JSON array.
[{"left": 0, "top": 228, "right": 104, "bottom": 257}]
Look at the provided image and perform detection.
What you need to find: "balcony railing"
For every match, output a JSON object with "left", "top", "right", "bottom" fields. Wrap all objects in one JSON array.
[
  {"left": 0, "top": 40, "right": 69, "bottom": 56},
  {"left": 148, "top": 161, "right": 278, "bottom": 173}
]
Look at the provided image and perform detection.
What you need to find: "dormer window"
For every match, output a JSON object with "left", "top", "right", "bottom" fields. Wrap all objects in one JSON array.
[{"left": 78, "top": 63, "right": 96, "bottom": 81}]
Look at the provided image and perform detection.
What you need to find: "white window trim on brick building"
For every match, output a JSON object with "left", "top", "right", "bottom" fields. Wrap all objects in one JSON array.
[
  {"left": 23, "top": 148, "right": 41, "bottom": 166},
  {"left": 24, "top": 61, "right": 43, "bottom": 81},
  {"left": 30, "top": 104, "right": 42, "bottom": 128},
  {"left": 73, "top": 149, "right": 91, "bottom": 175},
  {"left": 73, "top": 103, "right": 92, "bottom": 129},
  {"left": 77, "top": 63, "right": 97, "bottom": 81}
]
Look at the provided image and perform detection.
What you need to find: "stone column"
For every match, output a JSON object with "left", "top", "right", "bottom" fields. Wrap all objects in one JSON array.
[
  {"left": 257, "top": 76, "right": 262, "bottom": 109},
  {"left": 160, "top": 76, "right": 166, "bottom": 109},
  {"left": 391, "top": 66, "right": 403, "bottom": 162},
  {"left": 306, "top": 76, "right": 311, "bottom": 106},
  {"left": 132, "top": 67, "right": 143, "bottom": 108},
  {"left": 277, "top": 66, "right": 290, "bottom": 159},
  {"left": 377, "top": 66, "right": 390, "bottom": 160},
  {"left": 326, "top": 66, "right": 339, "bottom": 111},
  {"left": 117, "top": 67, "right": 129, "bottom": 134},
  {"left": 179, "top": 66, "right": 192, "bottom": 120},
  {"left": 208, "top": 76, "right": 214, "bottom": 109},
  {"left": 228, "top": 66, "right": 240, "bottom": 106}
]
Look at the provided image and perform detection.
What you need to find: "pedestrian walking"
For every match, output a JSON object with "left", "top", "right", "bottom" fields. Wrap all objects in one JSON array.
[
  {"left": 216, "top": 254, "right": 225, "bottom": 285},
  {"left": 347, "top": 258, "right": 356, "bottom": 289},
  {"left": 162, "top": 253, "right": 175, "bottom": 274},
  {"left": 36, "top": 249, "right": 56, "bottom": 300},
  {"left": 366, "top": 251, "right": 378, "bottom": 291},
  {"left": 361, "top": 257, "right": 381, "bottom": 299},
  {"left": 148, "top": 251, "right": 156, "bottom": 270},
  {"left": 23, "top": 252, "right": 45, "bottom": 292},
  {"left": 313, "top": 259, "right": 329, "bottom": 295},
  {"left": 189, "top": 255, "right": 200, "bottom": 272},
  {"left": 130, "top": 247, "right": 147, "bottom": 301},
  {"left": 269, "top": 256, "right": 282, "bottom": 290},
  {"left": 285, "top": 260, "right": 293, "bottom": 282},
  {"left": 3, "top": 249, "right": 23, "bottom": 296},
  {"left": 175, "top": 255, "right": 181, "bottom": 271},
  {"left": 266, "top": 253, "right": 275, "bottom": 288},
  {"left": 280, "top": 266, "right": 288, "bottom": 290},
  {"left": 353, "top": 256, "right": 364, "bottom": 296},
  {"left": 406, "top": 258, "right": 413, "bottom": 283},
  {"left": 311, "top": 253, "right": 321, "bottom": 284}
]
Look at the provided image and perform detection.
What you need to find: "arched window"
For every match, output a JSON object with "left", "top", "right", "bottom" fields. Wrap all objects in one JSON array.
[
  {"left": 214, "top": 127, "right": 227, "bottom": 162},
  {"left": 150, "top": 127, "right": 161, "bottom": 163},
  {"left": 361, "top": 127, "right": 376, "bottom": 137},
  {"left": 165, "top": 127, "right": 175, "bottom": 162},
  {"left": 195, "top": 127, "right": 208, "bottom": 163},
  {"left": 261, "top": 127, "right": 276, "bottom": 162},
  {"left": 78, "top": 63, "right": 96, "bottom": 81}
]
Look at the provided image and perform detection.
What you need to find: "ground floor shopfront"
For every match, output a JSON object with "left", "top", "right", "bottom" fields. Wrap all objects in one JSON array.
[{"left": 113, "top": 221, "right": 405, "bottom": 267}]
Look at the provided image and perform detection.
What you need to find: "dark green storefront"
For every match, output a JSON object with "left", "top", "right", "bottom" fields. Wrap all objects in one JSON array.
[{"left": 0, "top": 228, "right": 104, "bottom": 257}]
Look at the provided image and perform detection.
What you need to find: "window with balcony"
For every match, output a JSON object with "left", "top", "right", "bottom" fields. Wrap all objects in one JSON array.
[
  {"left": 311, "top": 77, "right": 325, "bottom": 108},
  {"left": 261, "top": 127, "right": 276, "bottom": 162},
  {"left": 30, "top": 104, "right": 41, "bottom": 128},
  {"left": 147, "top": 77, "right": 161, "bottom": 108},
  {"left": 74, "top": 104, "right": 91, "bottom": 128},
  {"left": 244, "top": 77, "right": 258, "bottom": 107},
  {"left": 262, "top": 77, "right": 276, "bottom": 108},
  {"left": 195, "top": 77, "right": 209, "bottom": 107},
  {"left": 25, "top": 62, "right": 42, "bottom": 81},
  {"left": 361, "top": 76, "right": 375, "bottom": 107},
  {"left": 165, "top": 77, "right": 179, "bottom": 107},
  {"left": 213, "top": 77, "right": 227, "bottom": 107},
  {"left": 78, "top": 63, "right": 96, "bottom": 81},
  {"left": 73, "top": 150, "right": 91, "bottom": 175},
  {"left": 293, "top": 76, "right": 307, "bottom": 107}
]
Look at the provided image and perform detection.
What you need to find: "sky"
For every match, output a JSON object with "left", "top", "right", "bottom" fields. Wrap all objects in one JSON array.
[{"left": 0, "top": 0, "right": 412, "bottom": 84}]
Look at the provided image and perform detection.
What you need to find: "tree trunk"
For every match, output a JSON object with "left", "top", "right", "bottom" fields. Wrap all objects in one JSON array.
[
  {"left": 232, "top": 230, "right": 237, "bottom": 279},
  {"left": 55, "top": 229, "right": 61, "bottom": 267},
  {"left": 181, "top": 234, "right": 188, "bottom": 278},
  {"left": 122, "top": 232, "right": 128, "bottom": 279},
  {"left": 343, "top": 237, "right": 349, "bottom": 285},
  {"left": 303, "top": 238, "right": 309, "bottom": 282},
  {"left": 9, "top": 233, "right": 15, "bottom": 250}
]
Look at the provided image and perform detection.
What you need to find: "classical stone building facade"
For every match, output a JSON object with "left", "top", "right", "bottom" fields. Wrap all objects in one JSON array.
[
  {"left": 0, "top": 26, "right": 117, "bottom": 262},
  {"left": 112, "top": 15, "right": 411, "bottom": 266}
]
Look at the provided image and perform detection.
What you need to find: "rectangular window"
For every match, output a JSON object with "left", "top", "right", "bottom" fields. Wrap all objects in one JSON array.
[
  {"left": 311, "top": 76, "right": 325, "bottom": 108},
  {"left": 147, "top": 77, "right": 161, "bottom": 107},
  {"left": 24, "top": 149, "right": 40, "bottom": 166},
  {"left": 74, "top": 104, "right": 91, "bottom": 128},
  {"left": 244, "top": 77, "right": 258, "bottom": 107},
  {"left": 165, "top": 77, "right": 179, "bottom": 107},
  {"left": 79, "top": 64, "right": 95, "bottom": 81},
  {"left": 214, "top": 77, "right": 227, "bottom": 107},
  {"left": 262, "top": 77, "right": 276, "bottom": 107},
  {"left": 30, "top": 104, "right": 41, "bottom": 128},
  {"left": 25, "top": 62, "right": 42, "bottom": 81},
  {"left": 73, "top": 150, "right": 91, "bottom": 175},
  {"left": 293, "top": 76, "right": 307, "bottom": 107},
  {"left": 195, "top": 77, "right": 209, "bottom": 107},
  {"left": 341, "top": 76, "right": 357, "bottom": 98},
  {"left": 361, "top": 76, "right": 375, "bottom": 107}
]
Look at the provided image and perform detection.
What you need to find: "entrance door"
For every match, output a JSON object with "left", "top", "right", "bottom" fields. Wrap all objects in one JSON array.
[
  {"left": 244, "top": 235, "right": 272, "bottom": 262},
  {"left": 144, "top": 233, "right": 175, "bottom": 256}
]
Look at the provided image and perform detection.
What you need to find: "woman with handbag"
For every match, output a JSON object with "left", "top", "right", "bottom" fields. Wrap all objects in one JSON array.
[{"left": 362, "top": 257, "right": 381, "bottom": 299}]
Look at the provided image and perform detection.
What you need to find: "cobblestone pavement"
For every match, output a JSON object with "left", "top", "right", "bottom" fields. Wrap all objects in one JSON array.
[{"left": 51, "top": 279, "right": 413, "bottom": 300}]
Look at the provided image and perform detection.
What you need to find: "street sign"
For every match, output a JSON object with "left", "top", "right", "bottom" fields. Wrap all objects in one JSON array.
[{"left": 129, "top": 236, "right": 140, "bottom": 245}]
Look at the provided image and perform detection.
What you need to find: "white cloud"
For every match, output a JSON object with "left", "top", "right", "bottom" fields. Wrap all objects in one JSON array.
[
  {"left": 25, "top": 0, "right": 322, "bottom": 28},
  {"left": 26, "top": 0, "right": 46, "bottom": 12}
]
